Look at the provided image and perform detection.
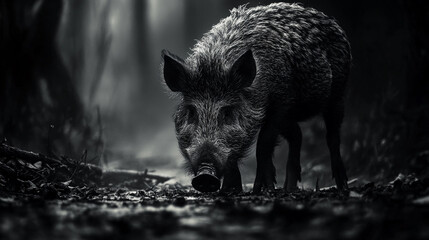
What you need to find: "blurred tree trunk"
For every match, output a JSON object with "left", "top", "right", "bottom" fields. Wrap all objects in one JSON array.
[
  {"left": 131, "top": 0, "right": 157, "bottom": 121},
  {"left": 34, "top": 0, "right": 82, "bottom": 118},
  {"left": 403, "top": 0, "right": 429, "bottom": 157},
  {"left": 133, "top": 0, "right": 149, "bottom": 74},
  {"left": 0, "top": 0, "right": 84, "bottom": 154},
  {"left": 62, "top": 0, "right": 88, "bottom": 90}
]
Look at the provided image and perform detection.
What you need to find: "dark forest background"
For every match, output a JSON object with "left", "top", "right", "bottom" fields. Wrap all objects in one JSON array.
[{"left": 0, "top": 0, "right": 428, "bottom": 187}]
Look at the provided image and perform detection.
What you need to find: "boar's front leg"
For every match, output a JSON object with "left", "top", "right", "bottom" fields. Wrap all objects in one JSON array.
[
  {"left": 280, "top": 122, "right": 302, "bottom": 192},
  {"left": 253, "top": 122, "right": 277, "bottom": 193},
  {"left": 220, "top": 162, "right": 243, "bottom": 193}
]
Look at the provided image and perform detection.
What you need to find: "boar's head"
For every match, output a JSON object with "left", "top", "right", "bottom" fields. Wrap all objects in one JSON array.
[{"left": 161, "top": 49, "right": 263, "bottom": 190}]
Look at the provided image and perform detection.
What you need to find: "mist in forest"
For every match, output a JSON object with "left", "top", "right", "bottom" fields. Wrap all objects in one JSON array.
[{"left": 1, "top": 0, "right": 428, "bottom": 186}]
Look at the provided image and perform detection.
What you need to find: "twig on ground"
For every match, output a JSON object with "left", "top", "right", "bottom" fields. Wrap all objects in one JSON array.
[{"left": 0, "top": 143, "right": 170, "bottom": 190}]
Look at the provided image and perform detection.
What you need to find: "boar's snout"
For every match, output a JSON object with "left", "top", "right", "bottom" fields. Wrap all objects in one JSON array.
[
  {"left": 192, "top": 163, "right": 220, "bottom": 192},
  {"left": 191, "top": 142, "right": 222, "bottom": 192}
]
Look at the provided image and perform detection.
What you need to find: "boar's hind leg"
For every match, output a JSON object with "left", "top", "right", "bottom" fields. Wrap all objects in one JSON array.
[
  {"left": 323, "top": 103, "right": 349, "bottom": 191},
  {"left": 253, "top": 122, "right": 278, "bottom": 193},
  {"left": 220, "top": 162, "right": 243, "bottom": 193},
  {"left": 280, "top": 122, "right": 302, "bottom": 192}
]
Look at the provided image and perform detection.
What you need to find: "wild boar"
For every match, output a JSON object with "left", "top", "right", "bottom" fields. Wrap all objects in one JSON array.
[{"left": 161, "top": 2, "right": 351, "bottom": 193}]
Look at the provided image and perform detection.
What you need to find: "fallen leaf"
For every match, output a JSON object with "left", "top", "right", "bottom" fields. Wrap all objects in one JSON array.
[
  {"left": 413, "top": 195, "right": 429, "bottom": 205},
  {"left": 349, "top": 191, "right": 363, "bottom": 198},
  {"left": 33, "top": 161, "right": 42, "bottom": 169},
  {"left": 27, "top": 180, "right": 37, "bottom": 190},
  {"left": 27, "top": 163, "right": 38, "bottom": 169},
  {"left": 62, "top": 180, "right": 72, "bottom": 186}
]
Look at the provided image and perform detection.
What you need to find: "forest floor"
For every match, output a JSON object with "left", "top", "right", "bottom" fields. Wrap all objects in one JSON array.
[
  {"left": 1, "top": 176, "right": 429, "bottom": 240},
  {"left": 1, "top": 143, "right": 429, "bottom": 240}
]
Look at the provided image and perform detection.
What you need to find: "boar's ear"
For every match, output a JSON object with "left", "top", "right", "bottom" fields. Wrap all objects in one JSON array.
[
  {"left": 229, "top": 49, "right": 256, "bottom": 89},
  {"left": 162, "top": 49, "right": 188, "bottom": 92}
]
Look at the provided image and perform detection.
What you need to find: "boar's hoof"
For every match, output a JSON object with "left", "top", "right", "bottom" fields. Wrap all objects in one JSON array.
[{"left": 192, "top": 163, "right": 220, "bottom": 192}]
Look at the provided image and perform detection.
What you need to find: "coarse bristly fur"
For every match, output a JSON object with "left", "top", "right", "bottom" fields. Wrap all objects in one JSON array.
[{"left": 161, "top": 2, "right": 352, "bottom": 193}]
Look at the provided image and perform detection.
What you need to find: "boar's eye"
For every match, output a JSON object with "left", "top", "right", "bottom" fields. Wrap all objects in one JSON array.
[
  {"left": 218, "top": 106, "right": 235, "bottom": 126},
  {"left": 186, "top": 105, "right": 198, "bottom": 125}
]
